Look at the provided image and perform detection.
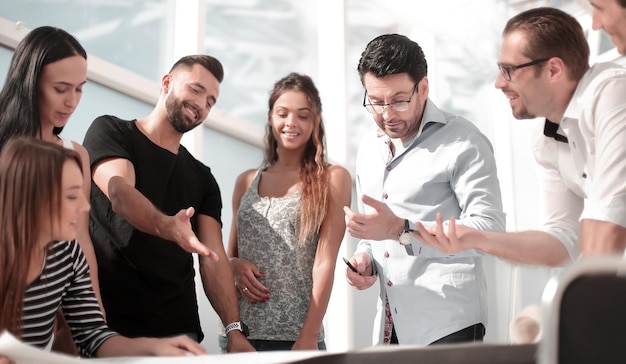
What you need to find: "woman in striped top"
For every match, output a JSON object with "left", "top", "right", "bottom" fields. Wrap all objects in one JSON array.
[{"left": 0, "top": 137, "right": 206, "bottom": 360}]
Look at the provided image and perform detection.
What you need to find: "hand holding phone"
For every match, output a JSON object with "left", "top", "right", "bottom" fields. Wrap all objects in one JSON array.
[{"left": 342, "top": 257, "right": 358, "bottom": 273}]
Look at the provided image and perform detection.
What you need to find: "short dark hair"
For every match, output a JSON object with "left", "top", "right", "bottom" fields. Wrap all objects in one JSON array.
[
  {"left": 357, "top": 34, "right": 427, "bottom": 85},
  {"left": 619, "top": 0, "right": 626, "bottom": 8},
  {"left": 169, "top": 55, "right": 224, "bottom": 83},
  {"left": 0, "top": 26, "right": 87, "bottom": 151},
  {"left": 504, "top": 7, "right": 589, "bottom": 81}
]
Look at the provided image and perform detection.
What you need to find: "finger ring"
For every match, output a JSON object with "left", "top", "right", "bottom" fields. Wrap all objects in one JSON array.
[{"left": 242, "top": 287, "right": 249, "bottom": 293}]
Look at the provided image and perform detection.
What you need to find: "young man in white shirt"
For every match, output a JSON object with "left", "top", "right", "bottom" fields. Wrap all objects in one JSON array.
[{"left": 417, "top": 7, "right": 626, "bottom": 260}]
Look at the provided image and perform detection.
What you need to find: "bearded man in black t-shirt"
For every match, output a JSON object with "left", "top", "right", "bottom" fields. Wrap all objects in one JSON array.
[{"left": 83, "top": 55, "right": 254, "bottom": 353}]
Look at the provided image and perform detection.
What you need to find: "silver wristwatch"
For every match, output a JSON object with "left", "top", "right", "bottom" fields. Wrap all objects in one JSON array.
[{"left": 398, "top": 219, "right": 414, "bottom": 245}]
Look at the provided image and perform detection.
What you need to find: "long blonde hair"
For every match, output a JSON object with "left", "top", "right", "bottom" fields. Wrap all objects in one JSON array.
[
  {"left": 0, "top": 137, "right": 82, "bottom": 337},
  {"left": 264, "top": 73, "right": 329, "bottom": 246}
]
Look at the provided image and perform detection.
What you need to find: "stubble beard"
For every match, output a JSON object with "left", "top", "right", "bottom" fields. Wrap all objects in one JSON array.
[
  {"left": 165, "top": 93, "right": 200, "bottom": 133},
  {"left": 512, "top": 105, "right": 536, "bottom": 120}
]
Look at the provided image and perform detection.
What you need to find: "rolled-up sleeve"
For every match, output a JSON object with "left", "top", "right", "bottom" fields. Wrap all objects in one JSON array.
[{"left": 579, "top": 74, "right": 626, "bottom": 228}]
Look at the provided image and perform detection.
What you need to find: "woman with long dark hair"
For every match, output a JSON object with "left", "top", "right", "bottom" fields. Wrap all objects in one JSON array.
[{"left": 0, "top": 26, "right": 101, "bottom": 354}]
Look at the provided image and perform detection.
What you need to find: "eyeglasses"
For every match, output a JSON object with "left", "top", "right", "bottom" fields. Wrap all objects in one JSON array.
[
  {"left": 363, "top": 84, "right": 417, "bottom": 114},
  {"left": 497, "top": 58, "right": 549, "bottom": 81}
]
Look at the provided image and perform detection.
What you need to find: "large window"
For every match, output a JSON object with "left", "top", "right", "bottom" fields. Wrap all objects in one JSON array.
[
  {"left": 0, "top": 0, "right": 172, "bottom": 80},
  {"left": 202, "top": 0, "right": 319, "bottom": 128}
]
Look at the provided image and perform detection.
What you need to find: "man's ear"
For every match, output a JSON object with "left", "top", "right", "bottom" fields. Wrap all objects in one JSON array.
[
  {"left": 419, "top": 76, "right": 429, "bottom": 98},
  {"left": 547, "top": 57, "right": 567, "bottom": 81},
  {"left": 162, "top": 73, "right": 172, "bottom": 93}
]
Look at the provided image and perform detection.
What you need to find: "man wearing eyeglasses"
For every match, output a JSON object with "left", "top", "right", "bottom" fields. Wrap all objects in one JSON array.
[
  {"left": 415, "top": 8, "right": 626, "bottom": 262},
  {"left": 343, "top": 33, "right": 506, "bottom": 346}
]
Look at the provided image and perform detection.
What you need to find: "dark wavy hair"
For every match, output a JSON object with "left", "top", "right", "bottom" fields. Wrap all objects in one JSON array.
[
  {"left": 264, "top": 73, "right": 328, "bottom": 246},
  {"left": 357, "top": 33, "right": 428, "bottom": 85},
  {"left": 0, "top": 26, "right": 87, "bottom": 151}
]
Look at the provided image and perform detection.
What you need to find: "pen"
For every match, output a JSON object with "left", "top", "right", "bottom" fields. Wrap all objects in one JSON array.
[{"left": 343, "top": 257, "right": 358, "bottom": 273}]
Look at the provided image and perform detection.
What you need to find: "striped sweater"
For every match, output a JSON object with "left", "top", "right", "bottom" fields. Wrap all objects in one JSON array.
[{"left": 21, "top": 240, "right": 117, "bottom": 357}]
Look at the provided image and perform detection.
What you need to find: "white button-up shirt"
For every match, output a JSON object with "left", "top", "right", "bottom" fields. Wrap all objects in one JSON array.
[
  {"left": 533, "top": 62, "right": 626, "bottom": 259},
  {"left": 354, "top": 99, "right": 506, "bottom": 346}
]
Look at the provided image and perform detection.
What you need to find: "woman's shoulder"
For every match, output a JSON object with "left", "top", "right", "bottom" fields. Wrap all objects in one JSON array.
[
  {"left": 50, "top": 239, "right": 79, "bottom": 252},
  {"left": 236, "top": 168, "right": 260, "bottom": 186},
  {"left": 43, "top": 241, "right": 82, "bottom": 274},
  {"left": 327, "top": 164, "right": 352, "bottom": 182},
  {"left": 326, "top": 164, "right": 352, "bottom": 200},
  {"left": 238, "top": 168, "right": 259, "bottom": 179},
  {"left": 66, "top": 140, "right": 89, "bottom": 157}
]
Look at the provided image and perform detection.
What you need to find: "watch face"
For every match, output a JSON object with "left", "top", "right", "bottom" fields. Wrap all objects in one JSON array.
[{"left": 399, "top": 232, "right": 411, "bottom": 245}]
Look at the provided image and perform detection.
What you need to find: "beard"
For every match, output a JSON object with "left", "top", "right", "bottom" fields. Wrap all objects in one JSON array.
[
  {"left": 165, "top": 92, "right": 202, "bottom": 133},
  {"left": 511, "top": 105, "right": 536, "bottom": 120},
  {"left": 379, "top": 107, "right": 422, "bottom": 140}
]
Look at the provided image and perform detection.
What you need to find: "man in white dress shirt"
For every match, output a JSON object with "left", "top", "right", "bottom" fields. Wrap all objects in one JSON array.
[
  {"left": 343, "top": 33, "right": 506, "bottom": 346},
  {"left": 417, "top": 7, "right": 626, "bottom": 259}
]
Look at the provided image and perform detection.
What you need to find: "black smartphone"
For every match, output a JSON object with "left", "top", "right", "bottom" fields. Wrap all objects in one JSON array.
[{"left": 342, "top": 257, "right": 358, "bottom": 273}]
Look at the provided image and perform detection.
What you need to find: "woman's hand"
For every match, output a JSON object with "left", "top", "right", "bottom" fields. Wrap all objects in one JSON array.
[
  {"left": 231, "top": 258, "right": 270, "bottom": 304},
  {"left": 147, "top": 335, "right": 206, "bottom": 356},
  {"left": 96, "top": 334, "right": 206, "bottom": 357}
]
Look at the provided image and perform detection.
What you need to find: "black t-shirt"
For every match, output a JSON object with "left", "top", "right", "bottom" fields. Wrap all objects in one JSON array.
[{"left": 83, "top": 115, "right": 222, "bottom": 341}]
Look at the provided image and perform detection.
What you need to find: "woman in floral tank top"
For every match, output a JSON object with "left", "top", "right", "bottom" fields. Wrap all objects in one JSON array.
[{"left": 219, "top": 73, "right": 352, "bottom": 351}]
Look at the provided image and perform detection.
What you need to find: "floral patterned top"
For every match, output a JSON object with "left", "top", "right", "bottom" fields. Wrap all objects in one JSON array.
[{"left": 236, "top": 169, "right": 322, "bottom": 342}]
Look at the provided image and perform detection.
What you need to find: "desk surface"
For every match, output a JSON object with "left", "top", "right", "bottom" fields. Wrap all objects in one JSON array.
[
  {"left": 0, "top": 331, "right": 537, "bottom": 364},
  {"left": 297, "top": 343, "right": 537, "bottom": 364}
]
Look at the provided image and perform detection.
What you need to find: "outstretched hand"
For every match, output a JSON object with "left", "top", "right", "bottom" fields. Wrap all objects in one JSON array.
[
  {"left": 412, "top": 213, "right": 479, "bottom": 253},
  {"left": 344, "top": 194, "right": 401, "bottom": 241},
  {"left": 169, "top": 207, "right": 219, "bottom": 260}
]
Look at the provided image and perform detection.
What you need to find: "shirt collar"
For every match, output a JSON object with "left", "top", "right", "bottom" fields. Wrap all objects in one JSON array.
[{"left": 376, "top": 98, "right": 447, "bottom": 147}]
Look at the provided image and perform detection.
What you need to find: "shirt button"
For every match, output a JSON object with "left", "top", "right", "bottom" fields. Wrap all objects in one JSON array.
[
  {"left": 384, "top": 251, "right": 390, "bottom": 258},
  {"left": 387, "top": 280, "right": 393, "bottom": 287},
  {"left": 582, "top": 172, "right": 587, "bottom": 178},
  {"left": 383, "top": 193, "right": 388, "bottom": 199},
  {"left": 386, "top": 165, "right": 392, "bottom": 171}
]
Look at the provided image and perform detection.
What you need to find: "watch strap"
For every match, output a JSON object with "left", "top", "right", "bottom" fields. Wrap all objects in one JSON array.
[
  {"left": 224, "top": 321, "right": 243, "bottom": 335},
  {"left": 398, "top": 219, "right": 410, "bottom": 239}
]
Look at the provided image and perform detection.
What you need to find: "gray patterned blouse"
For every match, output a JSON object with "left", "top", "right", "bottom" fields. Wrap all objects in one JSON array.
[{"left": 236, "top": 169, "right": 322, "bottom": 342}]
